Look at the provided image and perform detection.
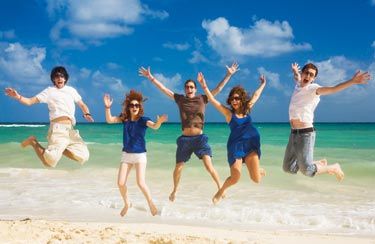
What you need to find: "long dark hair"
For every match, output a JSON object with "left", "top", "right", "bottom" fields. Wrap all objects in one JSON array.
[
  {"left": 50, "top": 66, "right": 69, "bottom": 85},
  {"left": 119, "top": 90, "right": 145, "bottom": 122},
  {"left": 226, "top": 85, "right": 251, "bottom": 115}
]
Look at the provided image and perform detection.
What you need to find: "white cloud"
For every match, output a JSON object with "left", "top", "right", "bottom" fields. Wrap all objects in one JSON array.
[
  {"left": 92, "top": 70, "right": 128, "bottom": 94},
  {"left": 202, "top": 17, "right": 311, "bottom": 59},
  {"left": 47, "top": 0, "right": 168, "bottom": 47},
  {"left": 153, "top": 73, "right": 182, "bottom": 92},
  {"left": 257, "top": 67, "right": 289, "bottom": 95},
  {"left": 163, "top": 42, "right": 190, "bottom": 51},
  {"left": 0, "top": 30, "right": 16, "bottom": 39},
  {"left": 189, "top": 50, "right": 209, "bottom": 64},
  {"left": 0, "top": 42, "right": 48, "bottom": 85}
]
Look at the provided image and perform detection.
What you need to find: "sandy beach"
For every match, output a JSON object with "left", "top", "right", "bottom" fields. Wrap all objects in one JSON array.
[{"left": 1, "top": 218, "right": 374, "bottom": 244}]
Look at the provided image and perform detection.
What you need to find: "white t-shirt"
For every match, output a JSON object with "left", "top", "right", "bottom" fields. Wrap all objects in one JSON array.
[
  {"left": 289, "top": 83, "right": 321, "bottom": 124},
  {"left": 36, "top": 85, "right": 82, "bottom": 125}
]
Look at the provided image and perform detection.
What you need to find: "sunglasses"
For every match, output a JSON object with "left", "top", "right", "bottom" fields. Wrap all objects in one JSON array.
[
  {"left": 54, "top": 73, "right": 65, "bottom": 78},
  {"left": 302, "top": 70, "right": 316, "bottom": 78},
  {"left": 129, "top": 103, "right": 140, "bottom": 108},
  {"left": 185, "top": 85, "right": 195, "bottom": 89},
  {"left": 230, "top": 96, "right": 241, "bottom": 102}
]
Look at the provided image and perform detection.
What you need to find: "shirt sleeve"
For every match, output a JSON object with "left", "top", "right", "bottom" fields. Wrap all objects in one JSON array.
[
  {"left": 35, "top": 87, "right": 50, "bottom": 103},
  {"left": 174, "top": 93, "right": 182, "bottom": 103},
  {"left": 141, "top": 116, "right": 151, "bottom": 127},
  {"left": 202, "top": 94, "right": 208, "bottom": 104},
  {"left": 71, "top": 87, "right": 82, "bottom": 103},
  {"left": 308, "top": 83, "right": 321, "bottom": 96}
]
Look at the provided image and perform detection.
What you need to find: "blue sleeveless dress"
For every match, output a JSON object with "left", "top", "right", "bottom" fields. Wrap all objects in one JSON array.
[{"left": 227, "top": 113, "right": 261, "bottom": 166}]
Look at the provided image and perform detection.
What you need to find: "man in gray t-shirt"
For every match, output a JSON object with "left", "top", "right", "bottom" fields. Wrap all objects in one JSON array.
[{"left": 139, "top": 63, "right": 239, "bottom": 201}]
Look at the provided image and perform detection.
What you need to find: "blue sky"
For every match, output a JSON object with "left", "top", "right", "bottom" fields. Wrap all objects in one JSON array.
[{"left": 1, "top": 0, "right": 375, "bottom": 123}]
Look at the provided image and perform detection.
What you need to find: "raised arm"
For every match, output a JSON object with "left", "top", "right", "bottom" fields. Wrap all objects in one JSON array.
[
  {"left": 146, "top": 114, "right": 168, "bottom": 130},
  {"left": 316, "top": 70, "right": 371, "bottom": 96},
  {"left": 4, "top": 88, "right": 39, "bottom": 106},
  {"left": 197, "top": 72, "right": 232, "bottom": 123},
  {"left": 138, "top": 67, "right": 174, "bottom": 99},
  {"left": 248, "top": 75, "right": 266, "bottom": 110},
  {"left": 211, "top": 62, "right": 239, "bottom": 96},
  {"left": 291, "top": 62, "right": 301, "bottom": 82},
  {"left": 77, "top": 100, "right": 94, "bottom": 122},
  {"left": 103, "top": 94, "right": 122, "bottom": 123}
]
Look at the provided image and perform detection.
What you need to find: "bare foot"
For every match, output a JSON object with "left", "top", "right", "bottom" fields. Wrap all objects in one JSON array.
[
  {"left": 169, "top": 191, "right": 176, "bottom": 202},
  {"left": 212, "top": 190, "right": 223, "bottom": 205},
  {"left": 314, "top": 159, "right": 328, "bottom": 167},
  {"left": 120, "top": 203, "right": 132, "bottom": 217},
  {"left": 260, "top": 168, "right": 266, "bottom": 177},
  {"left": 21, "top": 136, "right": 36, "bottom": 148},
  {"left": 328, "top": 163, "right": 344, "bottom": 182},
  {"left": 149, "top": 202, "right": 158, "bottom": 216}
]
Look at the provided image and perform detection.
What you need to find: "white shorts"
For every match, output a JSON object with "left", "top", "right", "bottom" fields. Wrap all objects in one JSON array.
[
  {"left": 44, "top": 123, "right": 89, "bottom": 167},
  {"left": 120, "top": 151, "right": 147, "bottom": 164}
]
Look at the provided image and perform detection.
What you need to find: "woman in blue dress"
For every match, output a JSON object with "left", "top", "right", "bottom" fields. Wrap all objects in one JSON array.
[
  {"left": 197, "top": 72, "right": 266, "bottom": 204},
  {"left": 104, "top": 90, "right": 167, "bottom": 216}
]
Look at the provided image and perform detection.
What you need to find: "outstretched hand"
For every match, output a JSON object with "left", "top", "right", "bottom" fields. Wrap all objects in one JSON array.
[
  {"left": 157, "top": 114, "right": 168, "bottom": 124},
  {"left": 259, "top": 74, "right": 267, "bottom": 84},
  {"left": 5, "top": 88, "right": 20, "bottom": 99},
  {"left": 226, "top": 62, "right": 239, "bottom": 76},
  {"left": 197, "top": 72, "right": 207, "bottom": 87},
  {"left": 291, "top": 62, "right": 300, "bottom": 74},
  {"left": 103, "top": 94, "right": 113, "bottom": 108},
  {"left": 351, "top": 70, "right": 371, "bottom": 85},
  {"left": 138, "top": 66, "right": 154, "bottom": 80}
]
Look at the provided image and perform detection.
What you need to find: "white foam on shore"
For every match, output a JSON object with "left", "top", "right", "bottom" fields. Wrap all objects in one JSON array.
[
  {"left": 0, "top": 167, "right": 374, "bottom": 236},
  {"left": 0, "top": 124, "right": 46, "bottom": 127}
]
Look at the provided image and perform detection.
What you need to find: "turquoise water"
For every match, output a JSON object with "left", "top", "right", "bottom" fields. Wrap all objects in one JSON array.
[{"left": 0, "top": 123, "right": 374, "bottom": 235}]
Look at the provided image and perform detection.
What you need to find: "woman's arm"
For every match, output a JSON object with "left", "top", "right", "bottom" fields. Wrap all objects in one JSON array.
[
  {"left": 4, "top": 87, "right": 39, "bottom": 106},
  {"left": 248, "top": 75, "right": 266, "bottom": 110},
  {"left": 146, "top": 114, "right": 168, "bottom": 130},
  {"left": 197, "top": 72, "right": 232, "bottom": 123},
  {"left": 103, "top": 94, "right": 122, "bottom": 123}
]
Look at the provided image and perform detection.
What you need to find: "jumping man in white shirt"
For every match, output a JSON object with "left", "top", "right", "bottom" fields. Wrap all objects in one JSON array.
[
  {"left": 283, "top": 62, "right": 371, "bottom": 181},
  {"left": 5, "top": 66, "right": 94, "bottom": 168}
]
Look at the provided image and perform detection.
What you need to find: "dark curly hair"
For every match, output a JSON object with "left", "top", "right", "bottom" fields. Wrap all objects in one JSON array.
[
  {"left": 226, "top": 85, "right": 251, "bottom": 115},
  {"left": 50, "top": 66, "right": 69, "bottom": 85},
  {"left": 301, "top": 63, "right": 318, "bottom": 77},
  {"left": 119, "top": 90, "right": 145, "bottom": 122}
]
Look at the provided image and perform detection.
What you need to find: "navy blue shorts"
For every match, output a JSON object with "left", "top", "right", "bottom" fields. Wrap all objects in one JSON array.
[{"left": 176, "top": 134, "right": 212, "bottom": 163}]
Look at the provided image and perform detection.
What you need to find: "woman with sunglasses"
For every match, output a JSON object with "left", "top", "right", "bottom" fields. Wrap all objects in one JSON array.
[
  {"left": 103, "top": 90, "right": 167, "bottom": 217},
  {"left": 197, "top": 72, "right": 266, "bottom": 204},
  {"left": 4, "top": 66, "right": 93, "bottom": 168}
]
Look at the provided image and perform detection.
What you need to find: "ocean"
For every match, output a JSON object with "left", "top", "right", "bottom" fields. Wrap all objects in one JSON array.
[{"left": 0, "top": 123, "right": 374, "bottom": 236}]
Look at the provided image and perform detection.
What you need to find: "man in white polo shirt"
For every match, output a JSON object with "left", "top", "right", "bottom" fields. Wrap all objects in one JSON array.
[
  {"left": 283, "top": 62, "right": 371, "bottom": 181},
  {"left": 5, "top": 66, "right": 94, "bottom": 167}
]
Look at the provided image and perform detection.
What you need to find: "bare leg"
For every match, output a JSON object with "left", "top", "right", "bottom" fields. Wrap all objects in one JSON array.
[
  {"left": 169, "top": 162, "right": 184, "bottom": 202},
  {"left": 21, "top": 136, "right": 52, "bottom": 168},
  {"left": 212, "top": 159, "right": 242, "bottom": 205},
  {"left": 117, "top": 163, "right": 133, "bottom": 217},
  {"left": 244, "top": 152, "right": 264, "bottom": 183},
  {"left": 316, "top": 161, "right": 344, "bottom": 181},
  {"left": 314, "top": 158, "right": 328, "bottom": 167},
  {"left": 135, "top": 163, "right": 157, "bottom": 216},
  {"left": 202, "top": 155, "right": 221, "bottom": 191}
]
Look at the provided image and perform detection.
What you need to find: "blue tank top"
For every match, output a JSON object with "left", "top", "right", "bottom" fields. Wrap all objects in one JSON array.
[
  {"left": 122, "top": 116, "right": 150, "bottom": 153},
  {"left": 227, "top": 113, "right": 259, "bottom": 145}
]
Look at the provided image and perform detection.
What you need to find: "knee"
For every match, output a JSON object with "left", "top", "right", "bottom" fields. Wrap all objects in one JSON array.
[
  {"left": 136, "top": 180, "right": 146, "bottom": 189},
  {"left": 231, "top": 170, "right": 241, "bottom": 183},
  {"left": 76, "top": 149, "right": 90, "bottom": 164},
  {"left": 43, "top": 153, "right": 58, "bottom": 168},
  {"left": 117, "top": 180, "right": 126, "bottom": 188}
]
